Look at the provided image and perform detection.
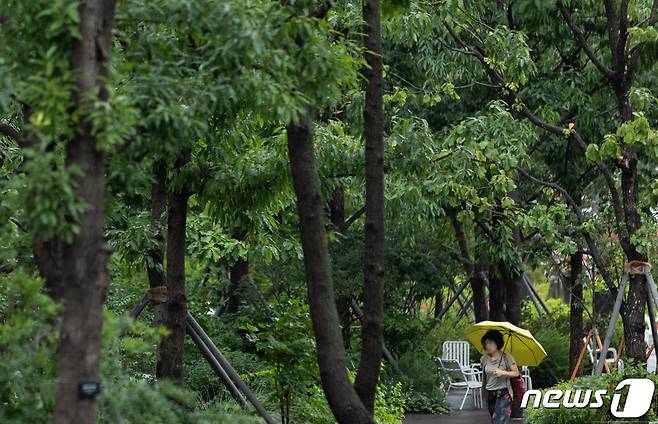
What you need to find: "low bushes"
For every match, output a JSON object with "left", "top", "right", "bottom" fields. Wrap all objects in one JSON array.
[{"left": 525, "top": 365, "right": 658, "bottom": 424}]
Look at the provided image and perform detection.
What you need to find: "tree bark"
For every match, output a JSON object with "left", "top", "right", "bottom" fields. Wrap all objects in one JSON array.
[
  {"left": 52, "top": 1, "right": 117, "bottom": 422},
  {"left": 503, "top": 267, "right": 523, "bottom": 326},
  {"left": 286, "top": 118, "right": 373, "bottom": 424},
  {"left": 489, "top": 264, "right": 506, "bottom": 321},
  {"left": 156, "top": 184, "right": 190, "bottom": 385},
  {"left": 330, "top": 188, "right": 352, "bottom": 348},
  {"left": 472, "top": 263, "right": 489, "bottom": 322},
  {"left": 568, "top": 251, "right": 584, "bottom": 377},
  {"left": 354, "top": 0, "right": 385, "bottom": 414},
  {"left": 450, "top": 213, "right": 488, "bottom": 322},
  {"left": 146, "top": 162, "right": 167, "bottom": 328},
  {"left": 227, "top": 228, "right": 249, "bottom": 314}
]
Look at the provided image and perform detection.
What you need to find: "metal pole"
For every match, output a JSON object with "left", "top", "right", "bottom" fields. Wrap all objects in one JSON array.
[
  {"left": 457, "top": 296, "right": 473, "bottom": 320},
  {"left": 645, "top": 283, "right": 658, "bottom": 375},
  {"left": 644, "top": 270, "right": 658, "bottom": 313},
  {"left": 644, "top": 271, "right": 658, "bottom": 375},
  {"left": 186, "top": 321, "right": 246, "bottom": 406},
  {"left": 594, "top": 274, "right": 628, "bottom": 375},
  {"left": 130, "top": 293, "right": 151, "bottom": 319},
  {"left": 522, "top": 276, "right": 543, "bottom": 317},
  {"left": 436, "top": 279, "right": 469, "bottom": 320},
  {"left": 186, "top": 313, "right": 276, "bottom": 424},
  {"left": 350, "top": 299, "right": 401, "bottom": 374},
  {"left": 524, "top": 274, "right": 550, "bottom": 315}
]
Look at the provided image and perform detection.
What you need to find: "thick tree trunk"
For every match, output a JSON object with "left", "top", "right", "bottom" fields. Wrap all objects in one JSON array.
[
  {"left": 286, "top": 118, "right": 373, "bottom": 424},
  {"left": 617, "top": 84, "right": 647, "bottom": 363},
  {"left": 354, "top": 0, "right": 385, "bottom": 414},
  {"left": 156, "top": 186, "right": 190, "bottom": 385},
  {"left": 504, "top": 268, "right": 523, "bottom": 326},
  {"left": 568, "top": 251, "right": 584, "bottom": 376},
  {"left": 52, "top": 1, "right": 117, "bottom": 423},
  {"left": 147, "top": 162, "right": 167, "bottom": 328},
  {"left": 227, "top": 229, "right": 249, "bottom": 314}
]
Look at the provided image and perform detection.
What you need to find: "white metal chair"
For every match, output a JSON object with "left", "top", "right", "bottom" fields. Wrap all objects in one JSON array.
[
  {"left": 442, "top": 340, "right": 472, "bottom": 370},
  {"left": 521, "top": 366, "right": 532, "bottom": 390},
  {"left": 438, "top": 358, "right": 483, "bottom": 410}
]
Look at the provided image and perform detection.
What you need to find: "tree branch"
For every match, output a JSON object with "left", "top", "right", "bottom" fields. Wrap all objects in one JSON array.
[
  {"left": 516, "top": 166, "right": 616, "bottom": 294},
  {"left": 442, "top": 17, "right": 628, "bottom": 249},
  {"left": 556, "top": 0, "right": 615, "bottom": 80}
]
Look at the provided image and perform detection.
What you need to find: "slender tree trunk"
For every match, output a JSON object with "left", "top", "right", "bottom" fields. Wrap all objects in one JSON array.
[
  {"left": 354, "top": 0, "right": 385, "bottom": 414},
  {"left": 434, "top": 287, "right": 444, "bottom": 319},
  {"left": 330, "top": 188, "right": 353, "bottom": 348},
  {"left": 227, "top": 228, "right": 249, "bottom": 314},
  {"left": 147, "top": 162, "right": 167, "bottom": 328},
  {"left": 156, "top": 185, "right": 190, "bottom": 385},
  {"left": 472, "top": 267, "right": 489, "bottom": 322},
  {"left": 568, "top": 251, "right": 584, "bottom": 376},
  {"left": 489, "top": 264, "right": 506, "bottom": 321},
  {"left": 52, "top": 1, "right": 117, "bottom": 422},
  {"left": 450, "top": 213, "right": 488, "bottom": 322},
  {"left": 286, "top": 118, "right": 373, "bottom": 424}
]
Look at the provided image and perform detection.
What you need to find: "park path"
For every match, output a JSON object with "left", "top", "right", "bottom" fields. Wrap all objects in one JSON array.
[{"left": 404, "top": 410, "right": 490, "bottom": 424}]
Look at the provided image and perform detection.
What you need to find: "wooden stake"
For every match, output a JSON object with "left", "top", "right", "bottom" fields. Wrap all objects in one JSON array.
[{"left": 570, "top": 329, "right": 592, "bottom": 380}]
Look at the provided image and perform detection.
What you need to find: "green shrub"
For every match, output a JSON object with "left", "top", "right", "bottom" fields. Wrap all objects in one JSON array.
[
  {"left": 0, "top": 270, "right": 261, "bottom": 424},
  {"left": 525, "top": 365, "right": 658, "bottom": 424},
  {"left": 523, "top": 300, "right": 570, "bottom": 387}
]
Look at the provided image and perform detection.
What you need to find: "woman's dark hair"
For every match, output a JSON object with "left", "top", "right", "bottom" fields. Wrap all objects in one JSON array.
[{"left": 481, "top": 330, "right": 505, "bottom": 350}]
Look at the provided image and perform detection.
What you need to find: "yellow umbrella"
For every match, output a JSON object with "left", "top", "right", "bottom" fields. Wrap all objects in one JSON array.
[{"left": 465, "top": 321, "right": 547, "bottom": 366}]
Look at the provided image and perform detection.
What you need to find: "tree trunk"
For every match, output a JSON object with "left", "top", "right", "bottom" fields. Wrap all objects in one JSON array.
[
  {"left": 471, "top": 266, "right": 489, "bottom": 322},
  {"left": 568, "top": 251, "right": 584, "bottom": 377},
  {"left": 227, "top": 228, "right": 249, "bottom": 314},
  {"left": 354, "top": 0, "right": 385, "bottom": 414},
  {"left": 286, "top": 118, "right": 373, "bottom": 424},
  {"left": 52, "top": 1, "right": 117, "bottom": 422},
  {"left": 330, "top": 188, "right": 352, "bottom": 348},
  {"left": 504, "top": 268, "right": 523, "bottom": 326},
  {"left": 616, "top": 83, "right": 647, "bottom": 363},
  {"left": 489, "top": 265, "right": 506, "bottom": 321},
  {"left": 147, "top": 162, "right": 167, "bottom": 328},
  {"left": 156, "top": 185, "right": 190, "bottom": 385},
  {"left": 450, "top": 213, "right": 488, "bottom": 322},
  {"left": 434, "top": 287, "right": 444, "bottom": 319}
]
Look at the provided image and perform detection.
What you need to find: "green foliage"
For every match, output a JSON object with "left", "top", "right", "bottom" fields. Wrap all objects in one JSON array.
[
  {"left": 0, "top": 271, "right": 59, "bottom": 422},
  {"left": 0, "top": 271, "right": 259, "bottom": 424},
  {"left": 523, "top": 299, "right": 570, "bottom": 387},
  {"left": 525, "top": 365, "right": 658, "bottom": 424}
]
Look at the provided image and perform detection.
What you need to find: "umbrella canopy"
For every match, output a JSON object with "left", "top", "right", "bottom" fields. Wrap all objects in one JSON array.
[{"left": 465, "top": 321, "right": 547, "bottom": 366}]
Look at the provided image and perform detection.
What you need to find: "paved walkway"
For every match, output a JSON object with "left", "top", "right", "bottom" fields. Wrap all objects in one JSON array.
[{"left": 404, "top": 410, "right": 490, "bottom": 424}]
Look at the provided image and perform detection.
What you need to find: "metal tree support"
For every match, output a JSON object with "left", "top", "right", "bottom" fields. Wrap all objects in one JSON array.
[
  {"left": 594, "top": 261, "right": 658, "bottom": 376},
  {"left": 127, "top": 291, "right": 276, "bottom": 424},
  {"left": 523, "top": 273, "right": 551, "bottom": 316},
  {"left": 186, "top": 313, "right": 277, "bottom": 424},
  {"left": 435, "top": 279, "right": 470, "bottom": 320},
  {"left": 186, "top": 320, "right": 247, "bottom": 407},
  {"left": 350, "top": 299, "right": 401, "bottom": 374}
]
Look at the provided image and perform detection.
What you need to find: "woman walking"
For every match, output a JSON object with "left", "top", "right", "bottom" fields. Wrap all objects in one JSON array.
[{"left": 480, "top": 329, "right": 520, "bottom": 424}]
